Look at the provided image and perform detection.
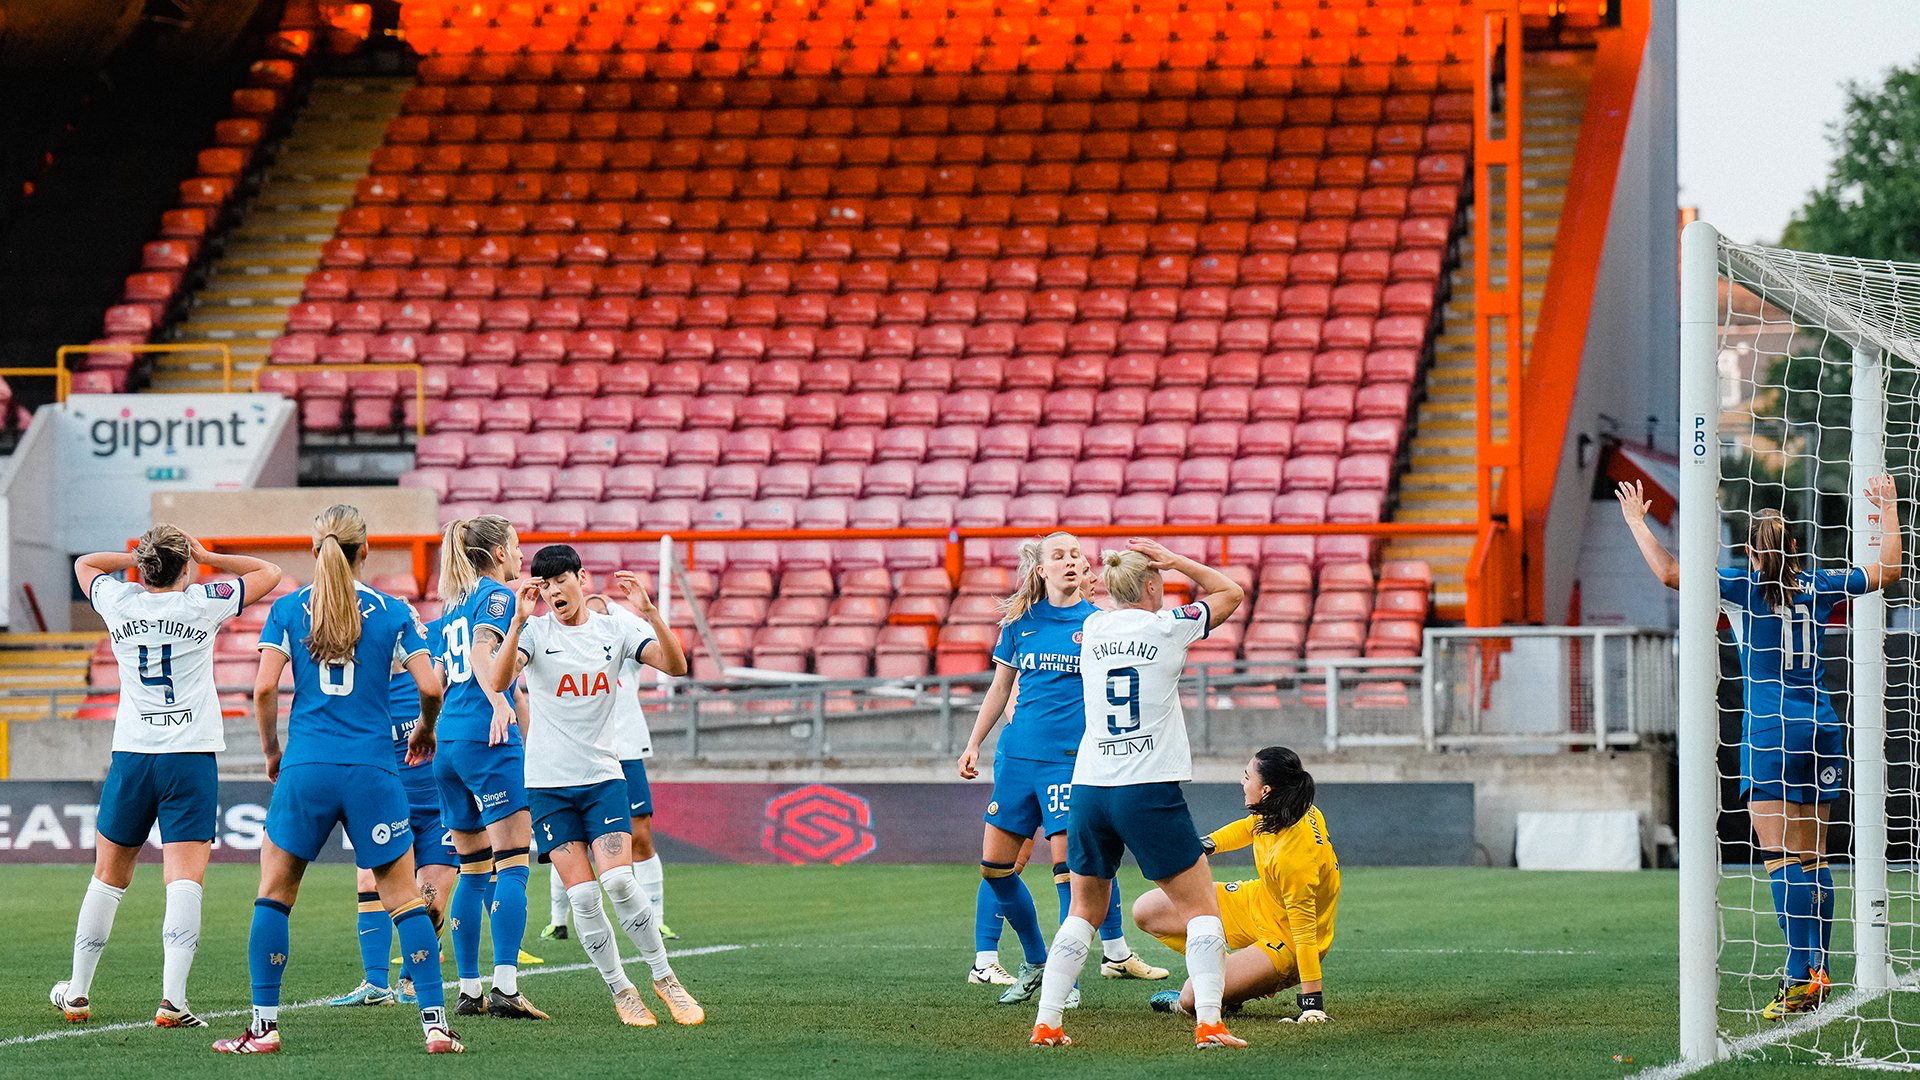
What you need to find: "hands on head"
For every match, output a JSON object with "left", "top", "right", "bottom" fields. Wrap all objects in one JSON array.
[{"left": 1127, "top": 537, "right": 1178, "bottom": 570}]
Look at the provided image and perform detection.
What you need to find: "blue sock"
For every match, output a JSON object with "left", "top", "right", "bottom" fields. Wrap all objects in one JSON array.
[
  {"left": 490, "top": 849, "right": 531, "bottom": 969},
  {"left": 1812, "top": 859, "right": 1836, "bottom": 974},
  {"left": 249, "top": 898, "right": 292, "bottom": 1009},
  {"left": 1101, "top": 878, "right": 1126, "bottom": 941},
  {"left": 356, "top": 891, "right": 391, "bottom": 989},
  {"left": 974, "top": 879, "right": 1004, "bottom": 952},
  {"left": 1768, "top": 854, "right": 1820, "bottom": 981},
  {"left": 1768, "top": 853, "right": 1789, "bottom": 939},
  {"left": 1053, "top": 862, "right": 1072, "bottom": 925},
  {"left": 393, "top": 904, "right": 446, "bottom": 1010},
  {"left": 452, "top": 851, "right": 492, "bottom": 982},
  {"left": 982, "top": 862, "right": 1049, "bottom": 965}
]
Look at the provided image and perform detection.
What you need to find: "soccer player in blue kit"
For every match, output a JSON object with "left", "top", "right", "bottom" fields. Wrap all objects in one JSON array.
[
  {"left": 1618, "top": 476, "right": 1902, "bottom": 1019},
  {"left": 958, "top": 532, "right": 1165, "bottom": 1005},
  {"left": 215, "top": 505, "right": 460, "bottom": 1055},
  {"left": 432, "top": 514, "right": 545, "bottom": 1020}
]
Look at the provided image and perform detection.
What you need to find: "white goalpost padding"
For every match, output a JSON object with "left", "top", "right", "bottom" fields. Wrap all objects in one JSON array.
[{"left": 1678, "top": 220, "right": 1920, "bottom": 1068}]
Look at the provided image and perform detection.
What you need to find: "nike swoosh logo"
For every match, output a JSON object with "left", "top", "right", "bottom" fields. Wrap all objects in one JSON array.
[
  {"left": 629, "top": 803, "right": 645, "bottom": 810},
  {"left": 357, "top": 928, "right": 380, "bottom": 936},
  {"left": 603, "top": 817, "right": 621, "bottom": 824},
  {"left": 1021, "top": 631, "right": 1037, "bottom": 637},
  {"left": 544, "top": 647, "right": 563, "bottom": 655}
]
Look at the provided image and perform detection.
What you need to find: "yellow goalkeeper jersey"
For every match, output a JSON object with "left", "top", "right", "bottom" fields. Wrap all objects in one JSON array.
[{"left": 1208, "top": 806, "right": 1341, "bottom": 982}]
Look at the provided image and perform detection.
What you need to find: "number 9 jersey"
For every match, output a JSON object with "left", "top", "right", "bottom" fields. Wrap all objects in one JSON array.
[{"left": 1072, "top": 602, "right": 1212, "bottom": 787}]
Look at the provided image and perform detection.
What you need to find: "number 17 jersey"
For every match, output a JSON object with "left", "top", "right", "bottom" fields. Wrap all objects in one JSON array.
[
  {"left": 1072, "top": 602, "right": 1211, "bottom": 787},
  {"left": 433, "top": 577, "right": 518, "bottom": 745},
  {"left": 1717, "top": 566, "right": 1867, "bottom": 731}
]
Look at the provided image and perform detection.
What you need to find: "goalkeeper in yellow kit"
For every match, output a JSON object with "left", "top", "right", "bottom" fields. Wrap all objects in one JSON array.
[{"left": 1134, "top": 746, "right": 1339, "bottom": 1023}]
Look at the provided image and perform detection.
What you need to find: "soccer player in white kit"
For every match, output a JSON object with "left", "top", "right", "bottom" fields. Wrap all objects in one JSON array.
[
  {"left": 1029, "top": 538, "right": 1246, "bottom": 1050},
  {"left": 489, "top": 545, "right": 704, "bottom": 1027},
  {"left": 55, "top": 526, "right": 282, "bottom": 1026}
]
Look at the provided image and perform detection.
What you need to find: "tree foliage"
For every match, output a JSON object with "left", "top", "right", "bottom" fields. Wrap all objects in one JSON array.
[{"left": 1782, "top": 63, "right": 1920, "bottom": 260}]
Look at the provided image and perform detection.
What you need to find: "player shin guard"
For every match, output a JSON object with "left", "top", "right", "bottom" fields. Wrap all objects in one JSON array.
[
  {"left": 1035, "top": 915, "right": 1095, "bottom": 1028},
  {"left": 1185, "top": 915, "right": 1228, "bottom": 1026},
  {"left": 392, "top": 900, "right": 447, "bottom": 1012},
  {"left": 490, "top": 848, "right": 531, "bottom": 995},
  {"left": 1100, "top": 880, "right": 1131, "bottom": 961},
  {"left": 975, "top": 879, "right": 1005, "bottom": 958},
  {"left": 633, "top": 853, "right": 666, "bottom": 923},
  {"left": 601, "top": 866, "right": 672, "bottom": 980},
  {"left": 452, "top": 850, "right": 492, "bottom": 996},
  {"left": 354, "top": 891, "right": 391, "bottom": 989},
  {"left": 566, "top": 881, "right": 630, "bottom": 992},
  {"left": 68, "top": 876, "right": 125, "bottom": 997},
  {"left": 548, "top": 865, "right": 570, "bottom": 927},
  {"left": 1808, "top": 857, "right": 1836, "bottom": 971},
  {"left": 248, "top": 898, "right": 292, "bottom": 1025},
  {"left": 1053, "top": 862, "right": 1072, "bottom": 924},
  {"left": 161, "top": 880, "right": 203, "bottom": 1007},
  {"left": 1767, "top": 853, "right": 1820, "bottom": 980},
  {"left": 983, "top": 861, "right": 1049, "bottom": 965}
]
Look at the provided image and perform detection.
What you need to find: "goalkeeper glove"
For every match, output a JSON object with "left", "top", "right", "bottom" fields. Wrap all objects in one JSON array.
[
  {"left": 1199, "top": 836, "right": 1217, "bottom": 856},
  {"left": 1282, "top": 991, "right": 1330, "bottom": 1024}
]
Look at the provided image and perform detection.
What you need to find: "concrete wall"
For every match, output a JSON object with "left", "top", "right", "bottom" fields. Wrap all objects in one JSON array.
[
  {"left": 1542, "top": 2, "right": 1681, "bottom": 624},
  {"left": 150, "top": 486, "right": 438, "bottom": 589}
]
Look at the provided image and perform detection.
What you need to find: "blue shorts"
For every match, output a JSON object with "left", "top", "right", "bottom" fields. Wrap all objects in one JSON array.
[
  {"left": 1067, "top": 781, "right": 1205, "bottom": 882},
  {"left": 434, "top": 739, "right": 528, "bottom": 833},
  {"left": 1743, "top": 719, "right": 1847, "bottom": 804},
  {"left": 621, "top": 759, "right": 654, "bottom": 817},
  {"left": 96, "top": 751, "right": 217, "bottom": 847},
  {"left": 984, "top": 755, "right": 1076, "bottom": 838},
  {"left": 401, "top": 762, "right": 457, "bottom": 868},
  {"left": 266, "top": 763, "right": 414, "bottom": 870},
  {"left": 530, "top": 780, "right": 630, "bottom": 853}
]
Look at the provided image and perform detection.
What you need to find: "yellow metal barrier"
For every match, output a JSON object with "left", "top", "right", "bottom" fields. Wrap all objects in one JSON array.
[
  {"left": 56, "top": 342, "right": 235, "bottom": 394},
  {"left": 251, "top": 362, "right": 428, "bottom": 438},
  {"left": 0, "top": 365, "right": 72, "bottom": 403}
]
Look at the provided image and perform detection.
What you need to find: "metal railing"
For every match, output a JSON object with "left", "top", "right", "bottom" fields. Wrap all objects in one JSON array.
[{"left": 1424, "top": 626, "right": 1677, "bottom": 748}]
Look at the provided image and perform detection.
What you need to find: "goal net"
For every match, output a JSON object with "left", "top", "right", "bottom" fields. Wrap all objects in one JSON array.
[{"left": 1679, "top": 221, "right": 1920, "bottom": 1067}]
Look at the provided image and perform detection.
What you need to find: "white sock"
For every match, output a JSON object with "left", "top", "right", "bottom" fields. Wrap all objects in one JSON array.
[
  {"left": 600, "top": 866, "right": 672, "bottom": 981},
  {"left": 975, "top": 950, "right": 998, "bottom": 969},
  {"left": 69, "top": 877, "right": 126, "bottom": 997},
  {"left": 161, "top": 880, "right": 202, "bottom": 1007},
  {"left": 1035, "top": 916, "right": 1094, "bottom": 1028},
  {"left": 1102, "top": 935, "right": 1133, "bottom": 963},
  {"left": 548, "top": 867, "right": 570, "bottom": 927},
  {"left": 252, "top": 1005, "right": 278, "bottom": 1030},
  {"left": 493, "top": 964, "right": 517, "bottom": 996},
  {"left": 633, "top": 854, "right": 666, "bottom": 923},
  {"left": 567, "top": 882, "right": 632, "bottom": 993},
  {"left": 459, "top": 977, "right": 482, "bottom": 998},
  {"left": 1186, "top": 915, "right": 1227, "bottom": 1026}
]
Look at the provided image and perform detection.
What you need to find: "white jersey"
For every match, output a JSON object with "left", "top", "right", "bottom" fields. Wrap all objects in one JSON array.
[
  {"left": 1071, "top": 602, "right": 1212, "bottom": 787},
  {"left": 604, "top": 604, "right": 655, "bottom": 760},
  {"left": 90, "top": 575, "right": 241, "bottom": 754},
  {"left": 516, "top": 610, "right": 655, "bottom": 789}
]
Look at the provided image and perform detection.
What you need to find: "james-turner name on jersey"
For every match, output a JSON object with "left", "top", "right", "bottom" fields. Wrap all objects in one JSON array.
[{"left": 110, "top": 619, "right": 211, "bottom": 645}]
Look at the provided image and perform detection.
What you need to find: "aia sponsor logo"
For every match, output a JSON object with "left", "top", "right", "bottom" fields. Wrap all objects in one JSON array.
[
  {"left": 761, "top": 784, "right": 878, "bottom": 865},
  {"left": 556, "top": 672, "right": 612, "bottom": 697}
]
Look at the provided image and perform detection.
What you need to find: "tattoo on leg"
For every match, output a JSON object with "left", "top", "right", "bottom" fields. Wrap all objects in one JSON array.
[{"left": 593, "top": 833, "right": 625, "bottom": 862}]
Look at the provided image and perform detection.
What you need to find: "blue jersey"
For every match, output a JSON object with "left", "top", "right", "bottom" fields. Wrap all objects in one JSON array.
[
  {"left": 433, "top": 578, "right": 518, "bottom": 745},
  {"left": 1717, "top": 566, "right": 1868, "bottom": 730},
  {"left": 258, "top": 583, "right": 430, "bottom": 772},
  {"left": 389, "top": 667, "right": 426, "bottom": 769},
  {"left": 991, "top": 598, "right": 1098, "bottom": 761}
]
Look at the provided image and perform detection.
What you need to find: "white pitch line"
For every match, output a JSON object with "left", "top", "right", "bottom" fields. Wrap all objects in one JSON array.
[
  {"left": 0, "top": 944, "right": 743, "bottom": 1050},
  {"left": 1627, "top": 973, "right": 1920, "bottom": 1080}
]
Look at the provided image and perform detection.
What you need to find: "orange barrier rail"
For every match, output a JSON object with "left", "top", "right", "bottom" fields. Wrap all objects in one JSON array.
[
  {"left": 164, "top": 522, "right": 1482, "bottom": 596},
  {"left": 250, "top": 362, "right": 429, "bottom": 437},
  {"left": 0, "top": 366, "right": 72, "bottom": 403},
  {"left": 57, "top": 343, "right": 234, "bottom": 394}
]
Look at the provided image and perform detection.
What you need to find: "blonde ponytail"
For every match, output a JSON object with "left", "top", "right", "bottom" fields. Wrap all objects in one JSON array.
[
  {"left": 307, "top": 504, "right": 368, "bottom": 664},
  {"left": 438, "top": 514, "right": 514, "bottom": 604},
  {"left": 1100, "top": 549, "right": 1155, "bottom": 607},
  {"left": 998, "top": 530, "right": 1079, "bottom": 625}
]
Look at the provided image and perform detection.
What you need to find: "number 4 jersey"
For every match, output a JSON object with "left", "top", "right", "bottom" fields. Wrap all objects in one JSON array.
[
  {"left": 91, "top": 575, "right": 243, "bottom": 753},
  {"left": 1717, "top": 566, "right": 1868, "bottom": 731},
  {"left": 1072, "top": 602, "right": 1212, "bottom": 787}
]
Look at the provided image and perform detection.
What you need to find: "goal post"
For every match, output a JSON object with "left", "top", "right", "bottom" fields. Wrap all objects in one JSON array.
[{"left": 1678, "top": 220, "right": 1920, "bottom": 1066}]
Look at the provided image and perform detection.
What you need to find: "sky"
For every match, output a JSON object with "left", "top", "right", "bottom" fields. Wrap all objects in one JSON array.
[{"left": 1678, "top": 1, "right": 1920, "bottom": 245}]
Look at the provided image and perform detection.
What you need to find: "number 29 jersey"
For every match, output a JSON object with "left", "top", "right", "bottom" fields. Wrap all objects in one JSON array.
[
  {"left": 1717, "top": 566, "right": 1868, "bottom": 731},
  {"left": 433, "top": 577, "right": 518, "bottom": 745},
  {"left": 1071, "top": 602, "right": 1212, "bottom": 787}
]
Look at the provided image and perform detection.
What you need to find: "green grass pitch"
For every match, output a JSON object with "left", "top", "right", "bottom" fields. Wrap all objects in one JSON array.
[{"left": 0, "top": 863, "right": 1858, "bottom": 1078}]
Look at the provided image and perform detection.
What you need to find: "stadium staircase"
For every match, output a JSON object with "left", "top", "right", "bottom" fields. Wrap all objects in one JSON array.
[
  {"left": 0, "top": 632, "right": 102, "bottom": 729},
  {"left": 1383, "top": 51, "right": 1591, "bottom": 616},
  {"left": 154, "top": 78, "right": 412, "bottom": 393}
]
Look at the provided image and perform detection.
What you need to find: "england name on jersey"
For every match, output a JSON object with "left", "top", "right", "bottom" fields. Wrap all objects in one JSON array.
[
  {"left": 517, "top": 610, "right": 655, "bottom": 789},
  {"left": 1072, "top": 602, "right": 1211, "bottom": 787},
  {"left": 91, "top": 575, "right": 241, "bottom": 753},
  {"left": 603, "top": 604, "right": 656, "bottom": 760}
]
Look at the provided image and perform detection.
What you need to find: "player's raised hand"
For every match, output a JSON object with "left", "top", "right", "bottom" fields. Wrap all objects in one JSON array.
[
  {"left": 1615, "top": 480, "right": 1651, "bottom": 526},
  {"left": 186, "top": 534, "right": 215, "bottom": 565},
  {"left": 513, "top": 581, "right": 542, "bottom": 622},
  {"left": 957, "top": 745, "right": 981, "bottom": 780},
  {"left": 1128, "top": 537, "right": 1179, "bottom": 570},
  {"left": 1867, "top": 473, "right": 1898, "bottom": 510},
  {"left": 613, "top": 571, "right": 656, "bottom": 616}
]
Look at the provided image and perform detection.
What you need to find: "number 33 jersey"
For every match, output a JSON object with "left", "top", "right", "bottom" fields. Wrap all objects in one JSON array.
[
  {"left": 1717, "top": 566, "right": 1868, "bottom": 731},
  {"left": 91, "top": 575, "right": 243, "bottom": 753},
  {"left": 1072, "top": 602, "right": 1212, "bottom": 787}
]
